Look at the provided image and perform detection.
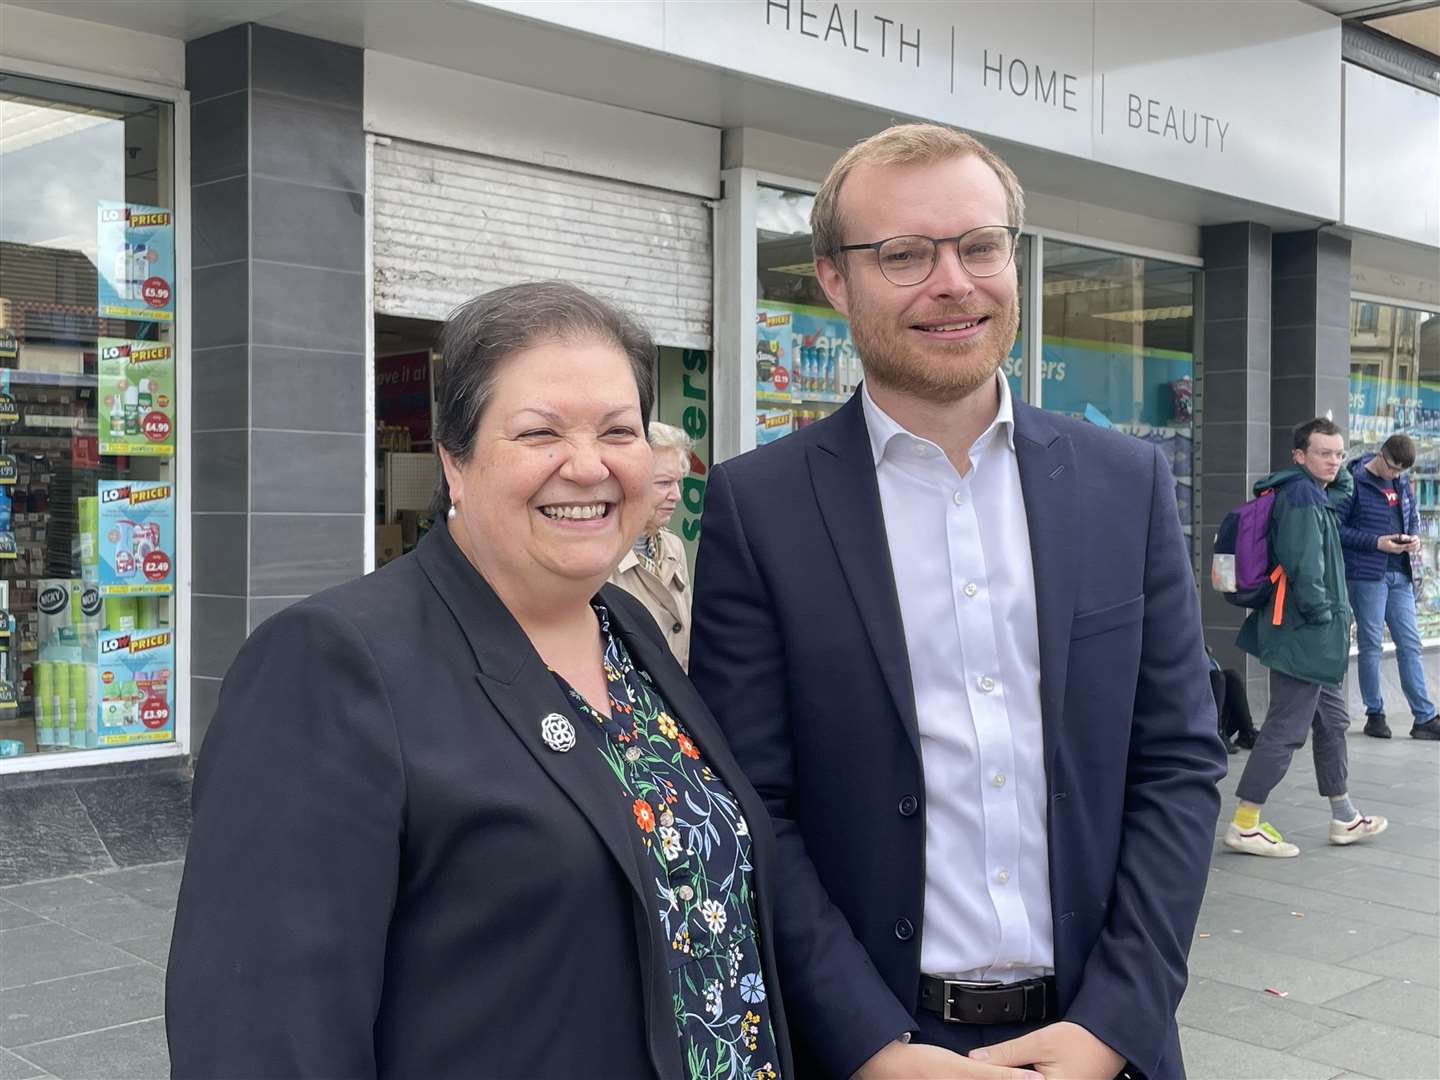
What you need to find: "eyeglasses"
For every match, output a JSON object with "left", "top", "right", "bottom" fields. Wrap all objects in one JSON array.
[
  {"left": 834, "top": 225, "right": 1020, "bottom": 286},
  {"left": 1380, "top": 455, "right": 1408, "bottom": 475}
]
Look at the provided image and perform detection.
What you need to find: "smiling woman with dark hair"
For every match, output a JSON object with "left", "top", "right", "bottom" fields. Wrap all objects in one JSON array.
[{"left": 166, "top": 282, "right": 792, "bottom": 1080}]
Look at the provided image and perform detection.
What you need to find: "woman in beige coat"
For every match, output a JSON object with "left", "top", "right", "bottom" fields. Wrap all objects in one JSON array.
[{"left": 609, "top": 421, "right": 693, "bottom": 669}]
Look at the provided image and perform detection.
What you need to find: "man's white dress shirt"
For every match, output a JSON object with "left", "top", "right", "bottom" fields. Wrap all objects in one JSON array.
[{"left": 862, "top": 373, "right": 1054, "bottom": 982}]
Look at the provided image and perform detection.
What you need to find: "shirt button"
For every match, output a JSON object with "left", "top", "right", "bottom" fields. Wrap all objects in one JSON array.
[
  {"left": 963, "top": 582, "right": 978, "bottom": 598},
  {"left": 894, "top": 918, "right": 915, "bottom": 941},
  {"left": 659, "top": 809, "right": 675, "bottom": 827},
  {"left": 898, "top": 794, "right": 919, "bottom": 817},
  {"left": 991, "top": 772, "right": 1006, "bottom": 788},
  {"left": 677, "top": 885, "right": 695, "bottom": 902},
  {"left": 978, "top": 675, "right": 996, "bottom": 693},
  {"left": 624, "top": 746, "right": 643, "bottom": 763},
  {"left": 996, "top": 869, "right": 1010, "bottom": 885},
  {"left": 952, "top": 491, "right": 964, "bottom": 506},
  {"left": 671, "top": 621, "right": 683, "bottom": 633}
]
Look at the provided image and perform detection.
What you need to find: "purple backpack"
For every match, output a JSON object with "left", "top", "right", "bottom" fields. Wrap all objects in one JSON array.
[{"left": 1210, "top": 490, "right": 1287, "bottom": 616}]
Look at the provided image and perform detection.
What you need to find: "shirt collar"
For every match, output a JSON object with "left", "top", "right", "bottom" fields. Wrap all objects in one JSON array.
[{"left": 861, "top": 369, "right": 1016, "bottom": 467}]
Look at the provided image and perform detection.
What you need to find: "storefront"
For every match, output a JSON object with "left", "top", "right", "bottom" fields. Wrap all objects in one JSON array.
[
  {"left": 1343, "top": 60, "right": 1440, "bottom": 649},
  {"left": 1, "top": 0, "right": 1436, "bottom": 779},
  {"left": 0, "top": 48, "right": 190, "bottom": 773}
]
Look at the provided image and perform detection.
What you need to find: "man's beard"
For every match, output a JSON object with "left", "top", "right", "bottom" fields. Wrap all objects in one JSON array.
[{"left": 849, "top": 289, "right": 1020, "bottom": 404}]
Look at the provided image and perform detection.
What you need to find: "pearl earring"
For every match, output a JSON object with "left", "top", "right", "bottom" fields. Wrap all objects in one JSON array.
[{"left": 447, "top": 503, "right": 458, "bottom": 520}]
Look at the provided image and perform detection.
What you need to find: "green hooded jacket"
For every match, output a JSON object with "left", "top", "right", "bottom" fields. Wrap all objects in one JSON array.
[{"left": 1236, "top": 463, "right": 1354, "bottom": 686}]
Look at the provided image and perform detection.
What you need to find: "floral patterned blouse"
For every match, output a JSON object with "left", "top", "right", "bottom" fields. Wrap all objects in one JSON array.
[{"left": 553, "top": 604, "right": 782, "bottom": 1080}]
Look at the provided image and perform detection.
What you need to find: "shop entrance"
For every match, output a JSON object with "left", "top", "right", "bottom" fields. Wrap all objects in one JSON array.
[{"left": 373, "top": 315, "right": 442, "bottom": 568}]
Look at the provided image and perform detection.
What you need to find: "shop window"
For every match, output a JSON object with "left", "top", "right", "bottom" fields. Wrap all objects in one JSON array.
[
  {"left": 1347, "top": 300, "right": 1440, "bottom": 643},
  {"left": 1355, "top": 302, "right": 1380, "bottom": 335},
  {"left": 753, "top": 184, "right": 1029, "bottom": 446},
  {"left": 0, "top": 74, "right": 178, "bottom": 762},
  {"left": 373, "top": 315, "right": 441, "bottom": 568},
  {"left": 1038, "top": 240, "right": 1197, "bottom": 539}
]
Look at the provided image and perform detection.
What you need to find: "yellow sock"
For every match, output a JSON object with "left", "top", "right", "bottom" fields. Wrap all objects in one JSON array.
[{"left": 1233, "top": 802, "right": 1261, "bottom": 830}]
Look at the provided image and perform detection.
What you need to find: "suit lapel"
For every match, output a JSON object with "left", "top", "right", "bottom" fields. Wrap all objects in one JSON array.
[
  {"left": 414, "top": 528, "right": 646, "bottom": 903},
  {"left": 1013, "top": 403, "right": 1079, "bottom": 775},
  {"left": 809, "top": 395, "right": 921, "bottom": 754}
]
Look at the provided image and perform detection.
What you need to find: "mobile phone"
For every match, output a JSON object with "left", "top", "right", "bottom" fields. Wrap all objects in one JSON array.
[{"left": 1394, "top": 534, "right": 1416, "bottom": 544}]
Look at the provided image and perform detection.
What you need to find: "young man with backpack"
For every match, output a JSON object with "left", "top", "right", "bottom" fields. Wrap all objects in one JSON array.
[
  {"left": 1224, "top": 418, "right": 1388, "bottom": 858},
  {"left": 1330, "top": 433, "right": 1439, "bottom": 741}
]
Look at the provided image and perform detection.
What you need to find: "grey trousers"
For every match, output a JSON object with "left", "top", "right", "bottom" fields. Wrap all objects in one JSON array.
[{"left": 1235, "top": 668, "right": 1351, "bottom": 805}]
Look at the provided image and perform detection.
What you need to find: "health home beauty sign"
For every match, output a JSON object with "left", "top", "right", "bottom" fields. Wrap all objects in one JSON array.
[{"left": 480, "top": 0, "right": 1341, "bottom": 220}]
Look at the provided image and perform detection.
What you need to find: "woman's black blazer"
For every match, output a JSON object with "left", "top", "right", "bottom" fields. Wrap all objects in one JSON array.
[{"left": 166, "top": 525, "right": 794, "bottom": 1080}]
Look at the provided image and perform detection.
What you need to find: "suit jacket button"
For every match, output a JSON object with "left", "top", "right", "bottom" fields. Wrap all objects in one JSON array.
[
  {"left": 894, "top": 918, "right": 914, "bottom": 941},
  {"left": 898, "top": 794, "right": 919, "bottom": 817}
]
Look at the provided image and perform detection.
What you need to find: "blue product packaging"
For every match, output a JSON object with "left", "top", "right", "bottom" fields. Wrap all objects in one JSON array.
[
  {"left": 96, "top": 628, "right": 174, "bottom": 746},
  {"left": 96, "top": 202, "right": 175, "bottom": 322},
  {"left": 98, "top": 481, "right": 174, "bottom": 595}
]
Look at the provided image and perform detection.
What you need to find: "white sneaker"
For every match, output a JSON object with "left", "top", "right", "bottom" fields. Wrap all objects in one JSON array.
[
  {"left": 1329, "top": 814, "right": 1388, "bottom": 846},
  {"left": 1224, "top": 821, "right": 1300, "bottom": 858}
]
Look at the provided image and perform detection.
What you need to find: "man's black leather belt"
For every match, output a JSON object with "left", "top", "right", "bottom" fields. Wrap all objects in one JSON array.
[{"left": 918, "top": 974, "right": 1056, "bottom": 1024}]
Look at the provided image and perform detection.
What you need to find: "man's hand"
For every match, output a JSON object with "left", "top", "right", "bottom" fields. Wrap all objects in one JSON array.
[
  {"left": 854, "top": 1039, "right": 1041, "bottom": 1079},
  {"left": 970, "top": 1021, "right": 1125, "bottom": 1079},
  {"left": 1377, "top": 534, "right": 1413, "bottom": 554}
]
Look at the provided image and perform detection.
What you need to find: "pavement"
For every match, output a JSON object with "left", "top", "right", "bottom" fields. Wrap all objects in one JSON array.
[{"left": 0, "top": 727, "right": 1436, "bottom": 1078}]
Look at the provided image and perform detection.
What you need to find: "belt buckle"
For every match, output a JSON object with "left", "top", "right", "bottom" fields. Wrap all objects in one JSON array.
[{"left": 940, "top": 979, "right": 997, "bottom": 1023}]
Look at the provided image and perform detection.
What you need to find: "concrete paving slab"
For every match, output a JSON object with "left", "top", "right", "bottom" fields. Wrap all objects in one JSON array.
[
  {"left": 82, "top": 865, "right": 181, "bottom": 913},
  {"left": 1294, "top": 1018, "right": 1440, "bottom": 1079},
  {"left": 0, "top": 1049, "right": 47, "bottom": 1080},
  {"left": 1194, "top": 889, "right": 1299, "bottom": 933},
  {"left": 1203, "top": 869, "right": 1440, "bottom": 936},
  {"left": 1203, "top": 864, "right": 1440, "bottom": 933},
  {"left": 0, "top": 903, "right": 43, "bottom": 933},
  {"left": 1340, "top": 934, "right": 1440, "bottom": 989},
  {"left": 0, "top": 966, "right": 163, "bottom": 1050},
  {"left": 1346, "top": 777, "right": 1440, "bottom": 808},
  {"left": 1186, "top": 936, "right": 1385, "bottom": 1005},
  {"left": 1239, "top": 908, "right": 1414, "bottom": 965},
  {"left": 1323, "top": 978, "right": 1440, "bottom": 1037},
  {"left": 1308, "top": 864, "right": 1440, "bottom": 914},
  {"left": 0, "top": 879, "right": 122, "bottom": 917},
  {"left": 44, "top": 896, "right": 173, "bottom": 946},
  {"left": 113, "top": 934, "right": 170, "bottom": 971},
  {"left": 0, "top": 924, "right": 140, "bottom": 992},
  {"left": 1179, "top": 1026, "right": 1342, "bottom": 1079},
  {"left": 1177, "top": 977, "right": 1346, "bottom": 1052},
  {"left": 1278, "top": 826, "right": 1440, "bottom": 878},
  {"left": 12, "top": 1018, "right": 169, "bottom": 1080},
  {"left": 1321, "top": 822, "right": 1440, "bottom": 860}
]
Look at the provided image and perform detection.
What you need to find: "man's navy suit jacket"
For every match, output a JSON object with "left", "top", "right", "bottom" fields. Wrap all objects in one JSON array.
[{"left": 690, "top": 391, "right": 1225, "bottom": 1079}]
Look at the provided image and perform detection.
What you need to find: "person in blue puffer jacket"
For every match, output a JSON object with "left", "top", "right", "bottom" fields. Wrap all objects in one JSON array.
[{"left": 1329, "top": 433, "right": 1439, "bottom": 741}]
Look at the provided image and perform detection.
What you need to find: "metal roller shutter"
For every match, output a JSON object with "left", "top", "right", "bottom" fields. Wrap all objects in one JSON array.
[{"left": 372, "top": 138, "right": 712, "bottom": 351}]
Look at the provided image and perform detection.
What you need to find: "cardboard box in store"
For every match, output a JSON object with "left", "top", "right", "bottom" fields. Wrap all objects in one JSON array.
[{"left": 376, "top": 524, "right": 403, "bottom": 566}]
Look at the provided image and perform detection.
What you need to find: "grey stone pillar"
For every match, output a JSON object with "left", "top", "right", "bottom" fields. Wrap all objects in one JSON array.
[
  {"left": 1270, "top": 230, "right": 1353, "bottom": 468},
  {"left": 1199, "top": 223, "right": 1273, "bottom": 712},
  {"left": 187, "top": 25, "right": 367, "bottom": 751}
]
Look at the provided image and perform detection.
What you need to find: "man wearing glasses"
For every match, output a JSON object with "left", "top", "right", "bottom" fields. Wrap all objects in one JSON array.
[
  {"left": 1224, "top": 419, "right": 1389, "bottom": 860},
  {"left": 1333, "top": 433, "right": 1438, "bottom": 741},
  {"left": 691, "top": 124, "right": 1223, "bottom": 1080}
]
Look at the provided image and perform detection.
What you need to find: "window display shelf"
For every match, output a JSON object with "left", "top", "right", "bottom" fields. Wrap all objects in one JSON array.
[{"left": 1, "top": 371, "right": 97, "bottom": 389}]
